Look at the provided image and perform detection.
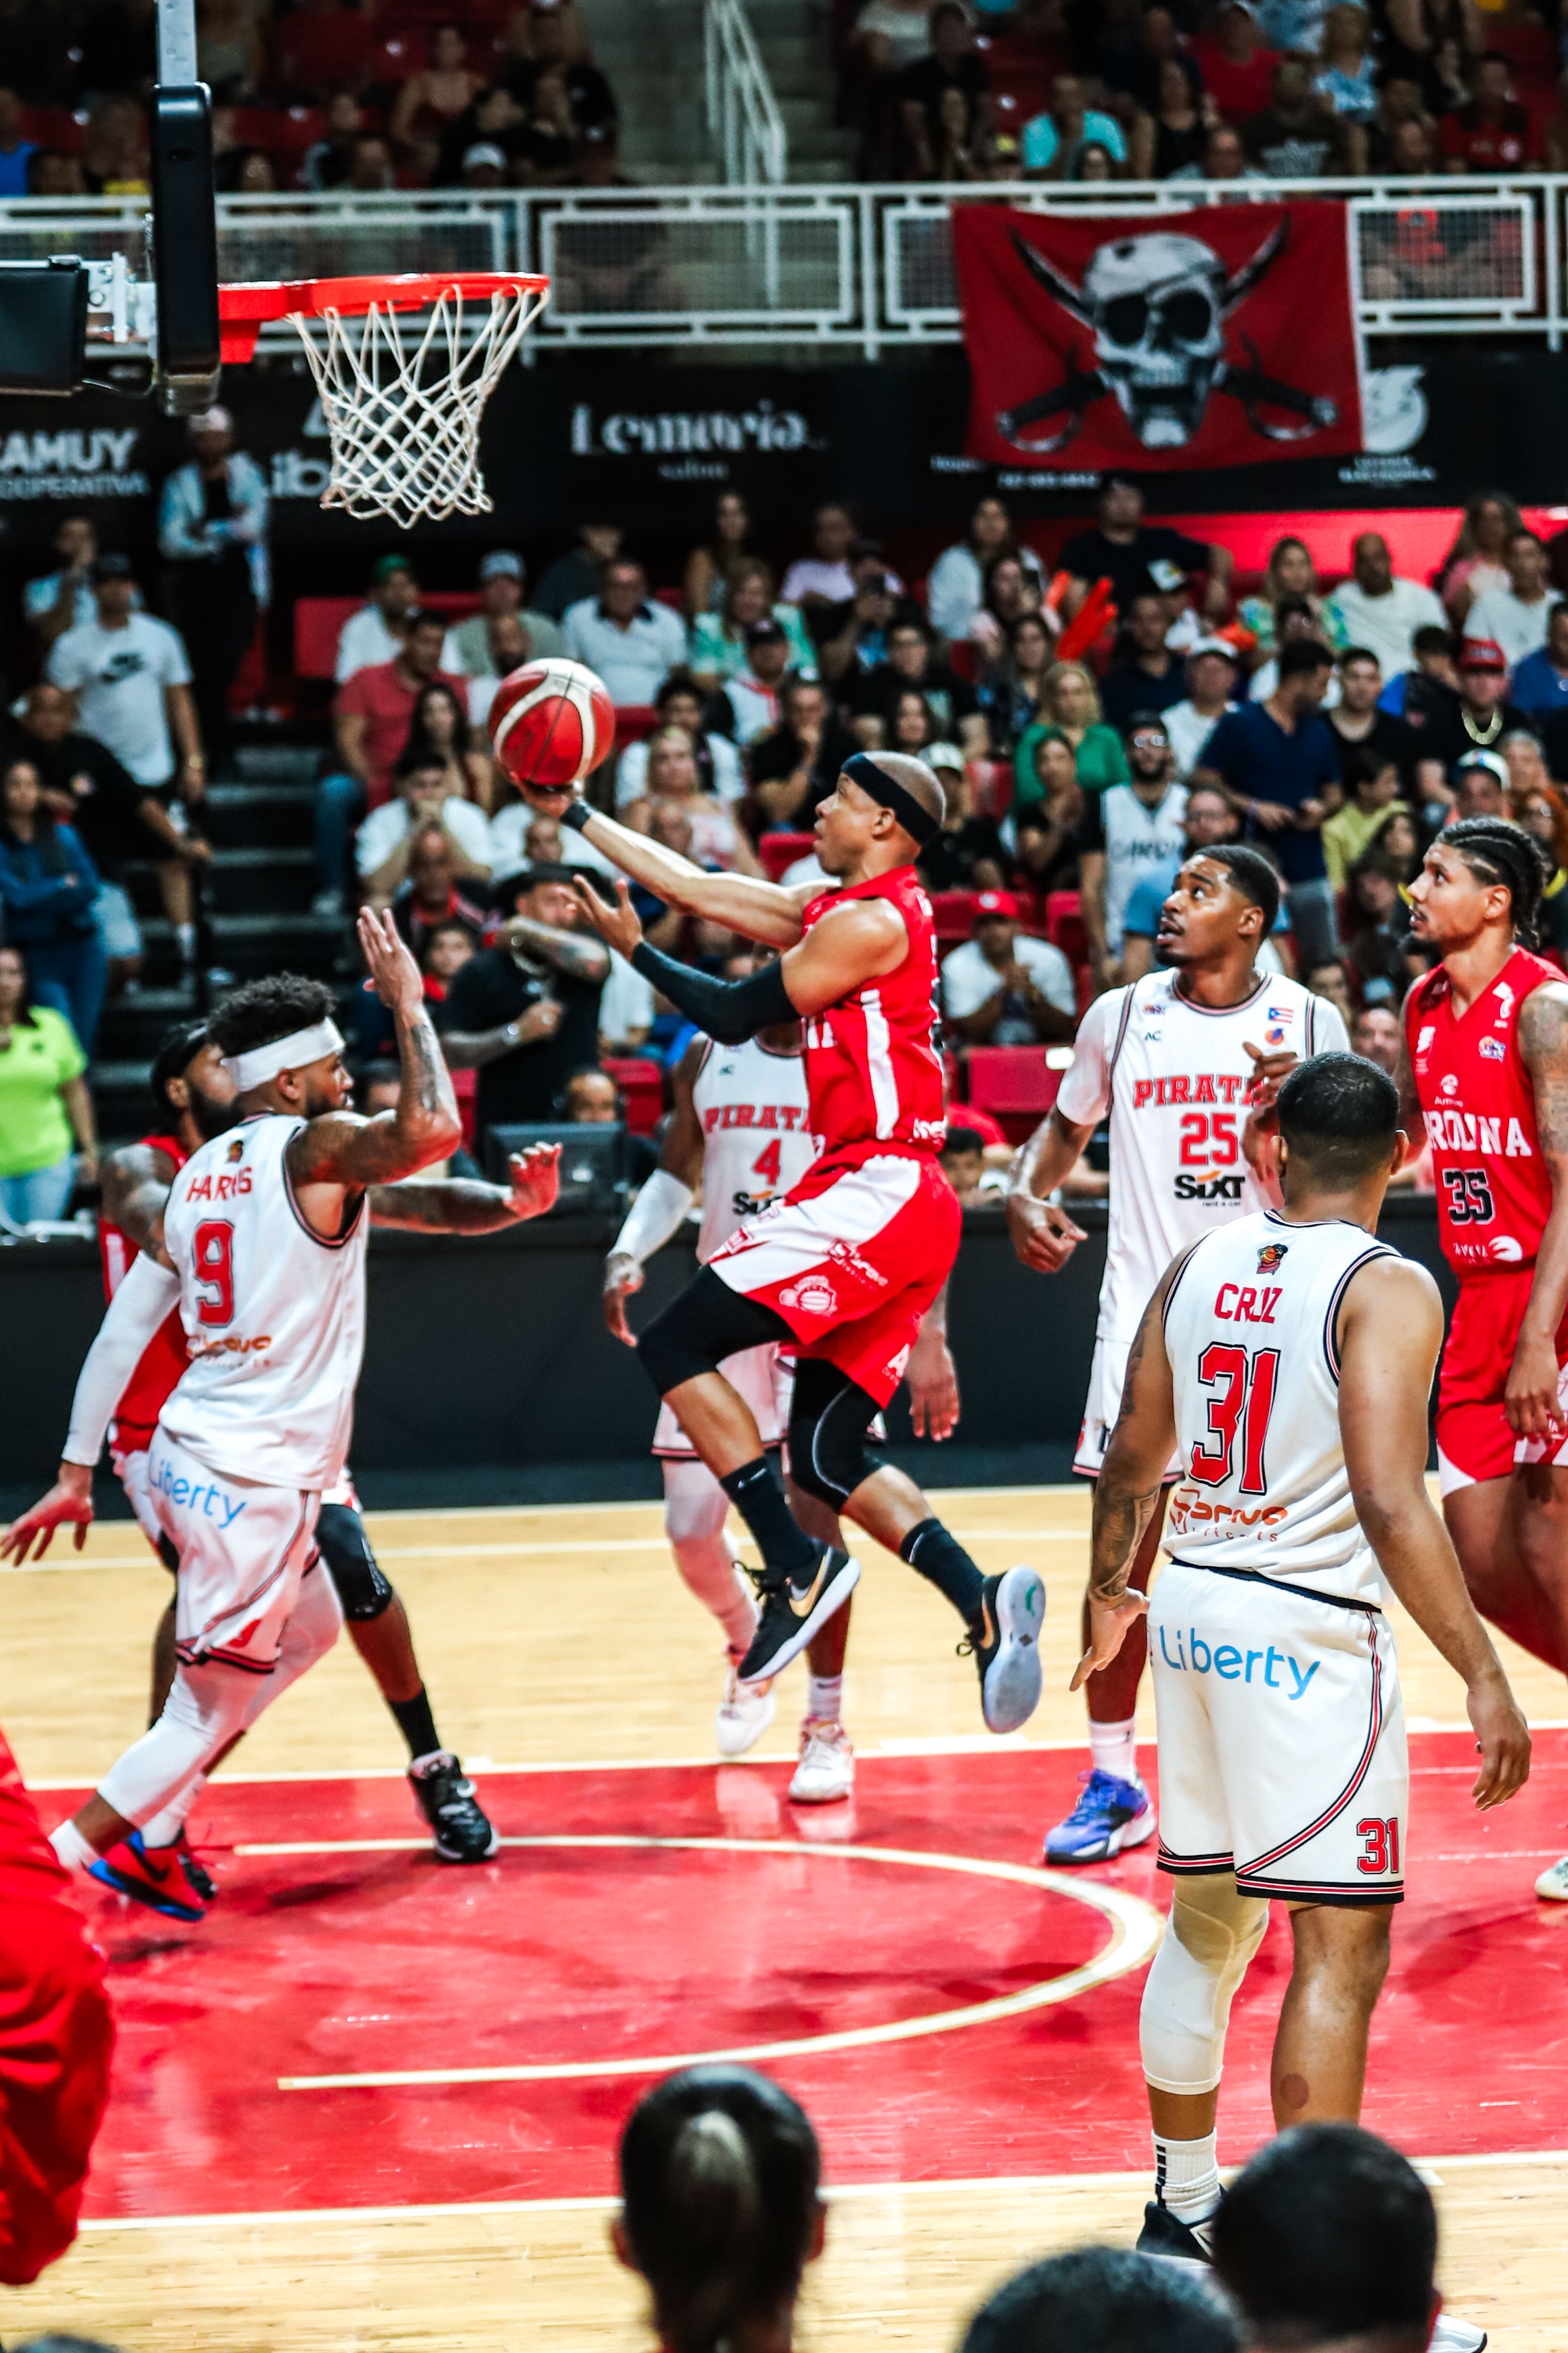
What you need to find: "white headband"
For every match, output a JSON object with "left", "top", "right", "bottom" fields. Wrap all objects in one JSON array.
[{"left": 223, "top": 1019, "right": 344, "bottom": 1093}]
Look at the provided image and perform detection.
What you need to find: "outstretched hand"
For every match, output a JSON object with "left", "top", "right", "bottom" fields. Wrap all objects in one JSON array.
[
  {"left": 603, "top": 1248, "right": 644, "bottom": 1345},
  {"left": 2, "top": 1466, "right": 94, "bottom": 1565},
  {"left": 506, "top": 1144, "right": 561, "bottom": 1223},
  {"left": 1069, "top": 1588, "right": 1150, "bottom": 1692},
  {"left": 572, "top": 875, "right": 644, "bottom": 962},
  {"left": 358, "top": 905, "right": 425, "bottom": 1020}
]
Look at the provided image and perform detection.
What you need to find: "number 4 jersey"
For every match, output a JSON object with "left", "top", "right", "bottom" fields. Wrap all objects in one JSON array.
[{"left": 159, "top": 1112, "right": 369, "bottom": 1490}]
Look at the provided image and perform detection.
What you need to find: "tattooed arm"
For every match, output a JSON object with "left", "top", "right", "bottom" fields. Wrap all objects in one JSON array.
[
  {"left": 1509, "top": 979, "right": 1568, "bottom": 1440},
  {"left": 286, "top": 911, "right": 462, "bottom": 1227},
  {"left": 368, "top": 1146, "right": 561, "bottom": 1232},
  {"left": 1072, "top": 1254, "right": 1185, "bottom": 1693},
  {"left": 99, "top": 1140, "right": 180, "bottom": 1253},
  {"left": 495, "top": 914, "right": 611, "bottom": 988}
]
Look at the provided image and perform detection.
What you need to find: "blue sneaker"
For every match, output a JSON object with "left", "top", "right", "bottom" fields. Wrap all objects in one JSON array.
[
  {"left": 87, "top": 1829, "right": 206, "bottom": 1923},
  {"left": 1044, "top": 1769, "right": 1156, "bottom": 1865}
]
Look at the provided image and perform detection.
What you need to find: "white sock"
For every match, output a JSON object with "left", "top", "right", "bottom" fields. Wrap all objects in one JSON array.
[
  {"left": 176, "top": 922, "right": 197, "bottom": 961},
  {"left": 1153, "top": 2130, "right": 1222, "bottom": 2226},
  {"left": 139, "top": 1773, "right": 205, "bottom": 1850},
  {"left": 1088, "top": 1716, "right": 1138, "bottom": 1784},
  {"left": 806, "top": 1673, "right": 843, "bottom": 1725},
  {"left": 51, "top": 1820, "right": 98, "bottom": 1874}
]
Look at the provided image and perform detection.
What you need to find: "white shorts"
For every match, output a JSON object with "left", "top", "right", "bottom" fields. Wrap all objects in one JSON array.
[
  {"left": 148, "top": 1426, "right": 323, "bottom": 1676},
  {"left": 1151, "top": 1557, "right": 1408, "bottom": 1905},
  {"left": 654, "top": 1345, "right": 795, "bottom": 1459},
  {"left": 113, "top": 1445, "right": 164, "bottom": 1552},
  {"left": 1074, "top": 1336, "right": 1183, "bottom": 1482}
]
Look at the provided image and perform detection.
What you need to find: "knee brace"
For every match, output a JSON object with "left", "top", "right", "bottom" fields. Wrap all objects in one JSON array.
[
  {"left": 315, "top": 1502, "right": 396, "bottom": 1622},
  {"left": 786, "top": 1359, "right": 884, "bottom": 1511},
  {"left": 1139, "top": 1875, "right": 1270, "bottom": 2096},
  {"left": 98, "top": 1659, "right": 257, "bottom": 1829},
  {"left": 637, "top": 1266, "right": 792, "bottom": 1398}
]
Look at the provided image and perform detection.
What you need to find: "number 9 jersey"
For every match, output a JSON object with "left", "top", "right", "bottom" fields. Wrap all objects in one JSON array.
[{"left": 159, "top": 1112, "right": 369, "bottom": 1492}]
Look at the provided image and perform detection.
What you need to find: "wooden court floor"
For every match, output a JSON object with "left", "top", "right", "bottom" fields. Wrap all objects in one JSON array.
[{"left": 2, "top": 1484, "right": 1566, "bottom": 2352}]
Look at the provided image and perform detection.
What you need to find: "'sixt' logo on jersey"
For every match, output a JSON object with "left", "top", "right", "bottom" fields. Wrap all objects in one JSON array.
[{"left": 1256, "top": 1241, "right": 1288, "bottom": 1275}]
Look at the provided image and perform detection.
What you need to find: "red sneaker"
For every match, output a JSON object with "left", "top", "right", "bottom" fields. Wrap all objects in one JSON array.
[{"left": 87, "top": 1832, "right": 206, "bottom": 1922}]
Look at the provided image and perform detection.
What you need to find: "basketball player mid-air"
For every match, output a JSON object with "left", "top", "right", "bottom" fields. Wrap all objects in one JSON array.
[
  {"left": 2, "top": 915, "right": 560, "bottom": 1920},
  {"left": 1087, "top": 1053, "right": 1527, "bottom": 2348},
  {"left": 603, "top": 963, "right": 960, "bottom": 1797},
  {"left": 1397, "top": 816, "right": 1568, "bottom": 1898},
  {"left": 1007, "top": 847, "right": 1348, "bottom": 1863},
  {"left": 535, "top": 749, "right": 1046, "bottom": 1732},
  {"left": 94, "top": 1016, "right": 558, "bottom": 1890}
]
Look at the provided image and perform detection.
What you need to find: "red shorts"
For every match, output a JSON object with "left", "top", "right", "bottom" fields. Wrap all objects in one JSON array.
[
  {"left": 1436, "top": 1269, "right": 1568, "bottom": 1492},
  {"left": 707, "top": 1149, "right": 960, "bottom": 1408}
]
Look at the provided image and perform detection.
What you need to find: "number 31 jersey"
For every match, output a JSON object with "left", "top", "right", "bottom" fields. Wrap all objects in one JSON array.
[
  {"left": 1056, "top": 971, "right": 1348, "bottom": 1349},
  {"left": 1405, "top": 943, "right": 1561, "bottom": 1278},
  {"left": 160, "top": 1112, "right": 369, "bottom": 1491}
]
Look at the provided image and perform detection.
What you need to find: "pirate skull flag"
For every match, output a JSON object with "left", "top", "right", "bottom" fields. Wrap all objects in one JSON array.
[{"left": 954, "top": 200, "right": 1363, "bottom": 471}]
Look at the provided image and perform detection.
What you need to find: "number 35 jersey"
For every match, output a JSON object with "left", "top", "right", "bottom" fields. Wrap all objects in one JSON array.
[
  {"left": 1405, "top": 943, "right": 1561, "bottom": 1279},
  {"left": 160, "top": 1112, "right": 369, "bottom": 1491},
  {"left": 1056, "top": 972, "right": 1348, "bottom": 1349}
]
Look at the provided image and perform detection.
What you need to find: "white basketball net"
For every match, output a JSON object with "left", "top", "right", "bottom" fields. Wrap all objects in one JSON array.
[{"left": 289, "top": 282, "right": 548, "bottom": 531}]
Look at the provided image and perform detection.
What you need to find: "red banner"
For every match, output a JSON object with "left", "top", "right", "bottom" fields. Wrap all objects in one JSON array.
[{"left": 953, "top": 201, "right": 1363, "bottom": 472}]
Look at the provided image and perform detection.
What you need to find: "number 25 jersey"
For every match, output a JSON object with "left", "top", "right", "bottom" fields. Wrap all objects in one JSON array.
[
  {"left": 1056, "top": 971, "right": 1348, "bottom": 1349},
  {"left": 1405, "top": 944, "right": 1560, "bottom": 1278},
  {"left": 160, "top": 1112, "right": 369, "bottom": 1491}
]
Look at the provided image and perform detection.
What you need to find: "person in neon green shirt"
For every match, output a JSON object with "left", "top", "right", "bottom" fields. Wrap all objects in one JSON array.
[
  {"left": 1014, "top": 659, "right": 1130, "bottom": 807},
  {"left": 0, "top": 944, "right": 96, "bottom": 1227}
]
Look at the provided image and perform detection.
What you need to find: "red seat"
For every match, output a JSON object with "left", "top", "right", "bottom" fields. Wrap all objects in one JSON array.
[
  {"left": 371, "top": 30, "right": 426, "bottom": 80},
  {"left": 603, "top": 1057, "right": 664, "bottom": 1136},
  {"left": 231, "top": 103, "right": 324, "bottom": 157},
  {"left": 654, "top": 586, "right": 685, "bottom": 610},
  {"left": 759, "top": 830, "right": 814, "bottom": 882},
  {"left": 964, "top": 1046, "right": 1062, "bottom": 1144},
  {"left": 20, "top": 106, "right": 84, "bottom": 152},
  {"left": 612, "top": 703, "right": 660, "bottom": 746},
  {"left": 928, "top": 889, "right": 980, "bottom": 944},
  {"left": 1044, "top": 889, "right": 1088, "bottom": 970}
]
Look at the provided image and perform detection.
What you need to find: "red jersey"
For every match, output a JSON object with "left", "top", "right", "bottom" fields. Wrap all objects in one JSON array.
[
  {"left": 1405, "top": 945, "right": 1561, "bottom": 1277},
  {"left": 99, "top": 1130, "right": 190, "bottom": 1454},
  {"left": 799, "top": 866, "right": 946, "bottom": 1165}
]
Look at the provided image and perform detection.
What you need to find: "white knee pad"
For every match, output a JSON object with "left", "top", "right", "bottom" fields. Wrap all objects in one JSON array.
[
  {"left": 1139, "top": 1875, "right": 1270, "bottom": 2096},
  {"left": 238, "top": 1559, "right": 343, "bottom": 1731},
  {"left": 98, "top": 1658, "right": 257, "bottom": 1829}
]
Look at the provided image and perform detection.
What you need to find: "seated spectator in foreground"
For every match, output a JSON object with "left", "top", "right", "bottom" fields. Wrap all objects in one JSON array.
[
  {"left": 1022, "top": 72, "right": 1127, "bottom": 178},
  {"left": 1327, "top": 532, "right": 1446, "bottom": 683},
  {"left": 688, "top": 562, "right": 813, "bottom": 689},
  {"left": 1191, "top": 0, "right": 1280, "bottom": 121},
  {"left": 336, "top": 555, "right": 420, "bottom": 682},
  {"left": 444, "top": 550, "right": 564, "bottom": 676},
  {"left": 321, "top": 610, "right": 468, "bottom": 908},
  {"left": 1308, "top": 955, "right": 1356, "bottom": 1024},
  {"left": 0, "top": 943, "right": 97, "bottom": 1228},
  {"left": 849, "top": 614, "right": 985, "bottom": 755},
  {"left": 703, "top": 618, "right": 795, "bottom": 747},
  {"left": 1511, "top": 775, "right": 1568, "bottom": 959},
  {"left": 960, "top": 2246, "right": 1236, "bottom": 2353},
  {"left": 1503, "top": 723, "right": 1554, "bottom": 800},
  {"left": 1099, "top": 590, "right": 1188, "bottom": 733},
  {"left": 1170, "top": 122, "right": 1263, "bottom": 181},
  {"left": 624, "top": 728, "right": 764, "bottom": 876},
  {"left": 976, "top": 610, "right": 1053, "bottom": 758},
  {"left": 1210, "top": 2125, "right": 1438, "bottom": 2353},
  {"left": 1246, "top": 596, "right": 1341, "bottom": 706},
  {"left": 1420, "top": 637, "right": 1528, "bottom": 783},
  {"left": 1437, "top": 490, "right": 1519, "bottom": 629},
  {"left": 941, "top": 889, "right": 1077, "bottom": 1044},
  {"left": 536, "top": 520, "right": 623, "bottom": 620},
  {"left": 781, "top": 502, "right": 895, "bottom": 612},
  {"left": 490, "top": 800, "right": 616, "bottom": 889},
  {"left": 357, "top": 754, "right": 493, "bottom": 912},
  {"left": 389, "top": 23, "right": 485, "bottom": 182},
  {"left": 939, "top": 1123, "right": 1006, "bottom": 1205},
  {"left": 1378, "top": 620, "right": 1460, "bottom": 726},
  {"left": 1165, "top": 638, "right": 1241, "bottom": 778},
  {"left": 897, "top": 1, "right": 989, "bottom": 179},
  {"left": 1449, "top": 748, "right": 1508, "bottom": 820},
  {"left": 1321, "top": 746, "right": 1407, "bottom": 891},
  {"left": 1242, "top": 54, "right": 1365, "bottom": 174},
  {"left": 563, "top": 559, "right": 689, "bottom": 708},
  {"left": 1193, "top": 637, "right": 1342, "bottom": 968},
  {"left": 1326, "top": 646, "right": 1431, "bottom": 799},
  {"left": 1465, "top": 527, "right": 1553, "bottom": 673},
  {"left": 353, "top": 915, "right": 478, "bottom": 1059},
  {"left": 746, "top": 674, "right": 855, "bottom": 835},
  {"left": 1013, "top": 736, "right": 1085, "bottom": 899},
  {"left": 1509, "top": 598, "right": 1568, "bottom": 718},
  {"left": 1119, "top": 782, "right": 1241, "bottom": 982},
  {"left": 1059, "top": 474, "right": 1232, "bottom": 630},
  {"left": 917, "top": 744, "right": 1007, "bottom": 892},
  {"left": 439, "top": 863, "right": 609, "bottom": 1136},
  {"left": 926, "top": 495, "right": 1042, "bottom": 648},
  {"left": 1015, "top": 660, "right": 1130, "bottom": 805},
  {"left": 565, "top": 1063, "right": 658, "bottom": 1183},
  {"left": 1343, "top": 849, "right": 1420, "bottom": 1006},
  {"left": 616, "top": 671, "right": 744, "bottom": 809},
  {"left": 390, "top": 823, "right": 490, "bottom": 957},
  {"left": 597, "top": 938, "right": 655, "bottom": 1057},
  {"left": 1352, "top": 1003, "right": 1433, "bottom": 1184},
  {"left": 1078, "top": 716, "right": 1188, "bottom": 990},
  {"left": 1238, "top": 533, "right": 1346, "bottom": 659},
  {"left": 965, "top": 550, "right": 1045, "bottom": 663},
  {"left": 1440, "top": 48, "right": 1532, "bottom": 171},
  {"left": 403, "top": 678, "right": 494, "bottom": 810},
  {"left": 464, "top": 612, "right": 531, "bottom": 738},
  {"left": 682, "top": 488, "right": 756, "bottom": 620}
]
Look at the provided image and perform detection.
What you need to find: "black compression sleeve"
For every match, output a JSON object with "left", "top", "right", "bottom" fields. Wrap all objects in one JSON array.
[{"left": 629, "top": 941, "right": 796, "bottom": 1046}]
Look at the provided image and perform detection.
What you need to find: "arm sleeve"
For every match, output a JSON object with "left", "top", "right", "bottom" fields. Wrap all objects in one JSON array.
[
  {"left": 1054, "top": 989, "right": 1118, "bottom": 1125},
  {"left": 62, "top": 1254, "right": 181, "bottom": 1468},
  {"left": 609, "top": 1166, "right": 697, "bottom": 1264},
  {"left": 628, "top": 941, "right": 795, "bottom": 1047}
]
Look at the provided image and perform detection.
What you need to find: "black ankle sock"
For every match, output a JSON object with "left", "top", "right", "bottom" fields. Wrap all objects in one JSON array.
[
  {"left": 389, "top": 1686, "right": 441, "bottom": 1761},
  {"left": 900, "top": 1517, "right": 986, "bottom": 1622},
  {"left": 720, "top": 1456, "right": 820, "bottom": 1584}
]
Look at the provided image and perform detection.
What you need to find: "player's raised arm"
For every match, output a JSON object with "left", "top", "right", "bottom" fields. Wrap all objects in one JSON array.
[
  {"left": 287, "top": 910, "right": 462, "bottom": 1194},
  {"left": 560, "top": 797, "right": 813, "bottom": 949},
  {"left": 1337, "top": 1253, "right": 1530, "bottom": 1808},
  {"left": 1076, "top": 1262, "right": 1183, "bottom": 1689},
  {"left": 1509, "top": 978, "right": 1568, "bottom": 1439},
  {"left": 366, "top": 1145, "right": 563, "bottom": 1233}
]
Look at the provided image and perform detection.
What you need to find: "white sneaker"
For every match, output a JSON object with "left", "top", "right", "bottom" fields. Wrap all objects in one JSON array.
[
  {"left": 1430, "top": 2313, "right": 1487, "bottom": 2351},
  {"left": 788, "top": 1718, "right": 855, "bottom": 1803},
  {"left": 1534, "top": 1853, "right": 1568, "bottom": 1899},
  {"left": 716, "top": 1656, "right": 775, "bottom": 1757}
]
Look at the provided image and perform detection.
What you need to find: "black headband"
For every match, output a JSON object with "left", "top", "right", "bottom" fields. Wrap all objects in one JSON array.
[{"left": 841, "top": 752, "right": 941, "bottom": 849}]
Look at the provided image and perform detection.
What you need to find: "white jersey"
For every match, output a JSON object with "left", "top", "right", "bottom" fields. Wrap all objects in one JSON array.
[
  {"left": 692, "top": 1036, "right": 816, "bottom": 1263},
  {"left": 159, "top": 1113, "right": 368, "bottom": 1491},
  {"left": 1161, "top": 1210, "right": 1396, "bottom": 1606},
  {"left": 1057, "top": 970, "right": 1350, "bottom": 1349}
]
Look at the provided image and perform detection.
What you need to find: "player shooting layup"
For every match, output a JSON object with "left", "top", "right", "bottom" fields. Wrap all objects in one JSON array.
[
  {"left": 1008, "top": 846, "right": 1348, "bottom": 1863},
  {"left": 1087, "top": 1054, "right": 1527, "bottom": 2344},
  {"left": 3, "top": 915, "right": 559, "bottom": 1917},
  {"left": 1396, "top": 816, "right": 1568, "bottom": 1899},
  {"left": 532, "top": 749, "right": 1046, "bottom": 1732}
]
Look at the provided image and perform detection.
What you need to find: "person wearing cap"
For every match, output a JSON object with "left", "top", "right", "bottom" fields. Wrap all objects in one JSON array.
[
  {"left": 1163, "top": 637, "right": 1240, "bottom": 778},
  {"left": 1058, "top": 477, "right": 1231, "bottom": 632},
  {"left": 23, "top": 513, "right": 139, "bottom": 652},
  {"left": 940, "top": 889, "right": 1076, "bottom": 1046},
  {"left": 1325, "top": 533, "right": 1446, "bottom": 683},
  {"left": 460, "top": 140, "right": 507, "bottom": 186},
  {"left": 1417, "top": 636, "right": 1532, "bottom": 783},
  {"left": 335, "top": 556, "right": 422, "bottom": 685},
  {"left": 1446, "top": 749, "right": 1510, "bottom": 823},
  {"left": 1077, "top": 715, "right": 1189, "bottom": 990},
  {"left": 915, "top": 745, "right": 1006, "bottom": 893},
  {"left": 443, "top": 551, "right": 564, "bottom": 677},
  {"left": 157, "top": 404, "right": 270, "bottom": 770},
  {"left": 1099, "top": 590, "right": 1189, "bottom": 734},
  {"left": 704, "top": 618, "right": 796, "bottom": 748}
]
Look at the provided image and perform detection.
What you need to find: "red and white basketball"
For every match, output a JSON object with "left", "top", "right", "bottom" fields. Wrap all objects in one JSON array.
[{"left": 487, "top": 658, "right": 616, "bottom": 791}]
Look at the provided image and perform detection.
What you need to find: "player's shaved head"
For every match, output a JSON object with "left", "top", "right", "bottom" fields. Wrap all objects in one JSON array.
[
  {"left": 865, "top": 750, "right": 947, "bottom": 836},
  {"left": 817, "top": 749, "right": 945, "bottom": 878},
  {"left": 1276, "top": 1052, "right": 1400, "bottom": 1188}
]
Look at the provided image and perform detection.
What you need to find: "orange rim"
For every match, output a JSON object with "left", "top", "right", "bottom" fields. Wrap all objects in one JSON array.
[{"left": 215, "top": 271, "right": 549, "bottom": 362}]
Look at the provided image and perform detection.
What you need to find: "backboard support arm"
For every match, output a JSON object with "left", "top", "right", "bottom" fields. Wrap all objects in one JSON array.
[{"left": 152, "top": 0, "right": 221, "bottom": 414}]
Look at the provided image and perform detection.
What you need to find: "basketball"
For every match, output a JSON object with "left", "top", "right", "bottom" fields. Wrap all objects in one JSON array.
[{"left": 487, "top": 657, "right": 617, "bottom": 791}]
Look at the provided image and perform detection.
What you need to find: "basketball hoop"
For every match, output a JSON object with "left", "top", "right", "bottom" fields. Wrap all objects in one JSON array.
[{"left": 217, "top": 272, "right": 550, "bottom": 529}]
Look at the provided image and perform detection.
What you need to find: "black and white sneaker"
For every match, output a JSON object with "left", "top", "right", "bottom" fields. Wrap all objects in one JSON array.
[
  {"left": 960, "top": 1565, "right": 1046, "bottom": 1732},
  {"left": 408, "top": 1752, "right": 500, "bottom": 1862},
  {"left": 737, "top": 1549, "right": 861, "bottom": 1686},
  {"left": 176, "top": 1831, "right": 217, "bottom": 1903},
  {"left": 1136, "top": 2199, "right": 1217, "bottom": 2271}
]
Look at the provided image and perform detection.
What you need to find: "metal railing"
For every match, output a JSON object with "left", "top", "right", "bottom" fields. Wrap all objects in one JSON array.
[
  {"left": 703, "top": 0, "right": 787, "bottom": 187},
  {"left": 2, "top": 173, "right": 1565, "bottom": 357}
]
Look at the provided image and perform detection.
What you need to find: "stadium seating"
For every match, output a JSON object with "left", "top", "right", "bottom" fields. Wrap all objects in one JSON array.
[
  {"left": 759, "top": 832, "right": 814, "bottom": 881},
  {"left": 963, "top": 1047, "right": 1063, "bottom": 1145},
  {"left": 603, "top": 1057, "right": 664, "bottom": 1134}
]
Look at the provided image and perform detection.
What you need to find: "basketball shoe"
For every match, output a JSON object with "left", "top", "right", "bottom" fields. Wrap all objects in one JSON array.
[
  {"left": 789, "top": 1718, "right": 854, "bottom": 1803},
  {"left": 176, "top": 1829, "right": 218, "bottom": 1902},
  {"left": 960, "top": 1567, "right": 1046, "bottom": 1733},
  {"left": 88, "top": 1831, "right": 206, "bottom": 1923},
  {"left": 1533, "top": 1852, "right": 1568, "bottom": 1899},
  {"left": 717, "top": 1654, "right": 776, "bottom": 1755},
  {"left": 408, "top": 1753, "right": 499, "bottom": 1862},
  {"left": 1044, "top": 1770, "right": 1156, "bottom": 1864},
  {"left": 738, "top": 1549, "right": 861, "bottom": 1685}
]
